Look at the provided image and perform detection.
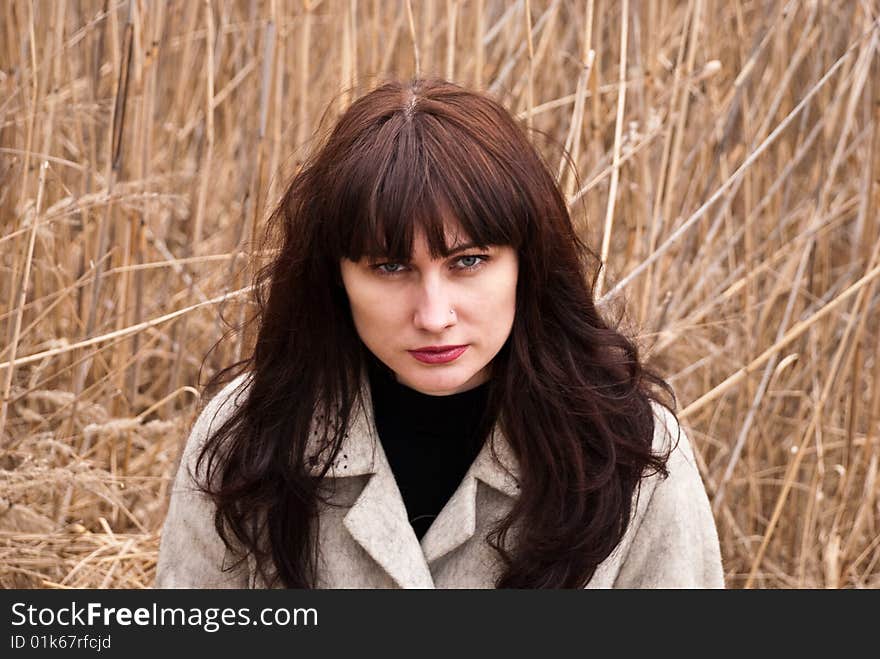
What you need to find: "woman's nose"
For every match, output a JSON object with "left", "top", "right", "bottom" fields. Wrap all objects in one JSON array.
[{"left": 412, "top": 277, "right": 456, "bottom": 333}]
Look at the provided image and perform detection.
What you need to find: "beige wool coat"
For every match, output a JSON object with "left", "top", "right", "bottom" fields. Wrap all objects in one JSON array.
[{"left": 155, "top": 373, "right": 725, "bottom": 589}]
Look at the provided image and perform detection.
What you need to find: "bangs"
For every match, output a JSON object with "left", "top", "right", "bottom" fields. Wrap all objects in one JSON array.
[{"left": 327, "top": 110, "right": 530, "bottom": 263}]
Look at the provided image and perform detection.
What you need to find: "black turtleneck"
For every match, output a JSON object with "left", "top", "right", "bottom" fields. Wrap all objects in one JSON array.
[{"left": 366, "top": 354, "right": 493, "bottom": 540}]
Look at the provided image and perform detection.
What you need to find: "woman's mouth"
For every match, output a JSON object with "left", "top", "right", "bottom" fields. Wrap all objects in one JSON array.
[{"left": 408, "top": 345, "right": 468, "bottom": 364}]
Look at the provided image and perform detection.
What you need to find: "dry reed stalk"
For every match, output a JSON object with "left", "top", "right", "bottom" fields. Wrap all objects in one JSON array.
[
  {"left": 446, "top": 0, "right": 459, "bottom": 81},
  {"left": 586, "top": 0, "right": 603, "bottom": 204},
  {"left": 727, "top": 4, "right": 760, "bottom": 512},
  {"left": 55, "top": 0, "right": 135, "bottom": 527},
  {"left": 557, "top": 0, "right": 593, "bottom": 186},
  {"left": 681, "top": 259, "right": 880, "bottom": 421},
  {"left": 522, "top": 0, "right": 534, "bottom": 133},
  {"left": 568, "top": 113, "right": 667, "bottom": 205},
  {"left": 370, "top": 0, "right": 379, "bottom": 74},
  {"left": 592, "top": 0, "right": 629, "bottom": 299},
  {"left": 169, "top": 0, "right": 200, "bottom": 128},
  {"left": 296, "top": 1, "right": 314, "bottom": 152},
  {"left": 0, "top": 259, "right": 111, "bottom": 365},
  {"left": 265, "top": 0, "right": 283, "bottom": 207},
  {"left": 350, "top": 0, "right": 359, "bottom": 95},
  {"left": 830, "top": 58, "right": 880, "bottom": 568},
  {"left": 425, "top": 0, "right": 438, "bottom": 76},
  {"left": 658, "top": 207, "right": 811, "bottom": 355},
  {"left": 405, "top": 0, "right": 420, "bottom": 79},
  {"left": 105, "top": 253, "right": 250, "bottom": 276},
  {"left": 378, "top": 6, "right": 404, "bottom": 78},
  {"left": 0, "top": 285, "right": 254, "bottom": 375},
  {"left": 71, "top": 0, "right": 134, "bottom": 410},
  {"left": 712, "top": 235, "right": 814, "bottom": 511},
  {"left": 17, "top": 330, "right": 170, "bottom": 445},
  {"left": 511, "top": 0, "right": 560, "bottom": 107},
  {"left": 666, "top": 115, "right": 825, "bottom": 326},
  {"left": 166, "top": 0, "right": 217, "bottom": 414},
  {"left": 16, "top": 0, "right": 39, "bottom": 208},
  {"left": 599, "top": 25, "right": 868, "bottom": 307},
  {"left": 339, "top": 1, "right": 354, "bottom": 113},
  {"left": 634, "top": 0, "right": 694, "bottom": 326},
  {"left": 2, "top": 4, "right": 38, "bottom": 411},
  {"left": 488, "top": 3, "right": 555, "bottom": 99},
  {"left": 745, "top": 245, "right": 880, "bottom": 587},
  {"left": 190, "top": 0, "right": 216, "bottom": 265},
  {"left": 715, "top": 27, "right": 878, "bottom": 512},
  {"left": 695, "top": 11, "right": 819, "bottom": 306},
  {"left": 473, "top": 0, "right": 484, "bottom": 88},
  {"left": 38, "top": 0, "right": 66, "bottom": 166},
  {"left": 742, "top": 28, "right": 880, "bottom": 586},
  {"left": 232, "top": 18, "right": 276, "bottom": 365},
  {"left": 0, "top": 160, "right": 47, "bottom": 443},
  {"left": 127, "top": 0, "right": 166, "bottom": 409}
]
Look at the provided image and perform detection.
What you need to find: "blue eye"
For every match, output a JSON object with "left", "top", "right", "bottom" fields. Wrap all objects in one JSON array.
[
  {"left": 375, "top": 263, "right": 406, "bottom": 275},
  {"left": 370, "top": 254, "right": 490, "bottom": 277},
  {"left": 457, "top": 255, "right": 488, "bottom": 269}
]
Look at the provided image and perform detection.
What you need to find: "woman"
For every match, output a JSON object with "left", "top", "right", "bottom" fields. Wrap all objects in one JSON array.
[{"left": 155, "top": 78, "right": 724, "bottom": 589}]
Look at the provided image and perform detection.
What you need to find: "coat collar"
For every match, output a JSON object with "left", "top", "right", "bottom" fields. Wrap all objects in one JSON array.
[{"left": 305, "top": 369, "right": 520, "bottom": 588}]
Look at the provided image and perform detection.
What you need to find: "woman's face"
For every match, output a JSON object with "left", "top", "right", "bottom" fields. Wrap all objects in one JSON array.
[{"left": 340, "top": 224, "right": 518, "bottom": 395}]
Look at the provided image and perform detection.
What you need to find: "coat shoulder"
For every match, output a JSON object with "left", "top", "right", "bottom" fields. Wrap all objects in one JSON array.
[
  {"left": 588, "top": 399, "right": 725, "bottom": 588},
  {"left": 620, "top": 399, "right": 725, "bottom": 587},
  {"left": 154, "top": 372, "right": 253, "bottom": 588},
  {"left": 180, "top": 372, "right": 252, "bottom": 484}
]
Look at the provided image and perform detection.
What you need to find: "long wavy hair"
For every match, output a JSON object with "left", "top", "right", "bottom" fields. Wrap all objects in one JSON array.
[{"left": 196, "top": 77, "right": 677, "bottom": 588}]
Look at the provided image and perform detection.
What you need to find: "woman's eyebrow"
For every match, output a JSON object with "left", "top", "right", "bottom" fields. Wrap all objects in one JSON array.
[
  {"left": 447, "top": 241, "right": 488, "bottom": 254},
  {"left": 363, "top": 242, "right": 487, "bottom": 261}
]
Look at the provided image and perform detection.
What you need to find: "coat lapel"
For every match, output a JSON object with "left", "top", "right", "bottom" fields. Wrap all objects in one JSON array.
[
  {"left": 341, "top": 447, "right": 435, "bottom": 588},
  {"left": 306, "top": 370, "right": 521, "bottom": 588},
  {"left": 420, "top": 424, "right": 521, "bottom": 564},
  {"left": 306, "top": 373, "right": 434, "bottom": 588},
  {"left": 420, "top": 473, "right": 478, "bottom": 564}
]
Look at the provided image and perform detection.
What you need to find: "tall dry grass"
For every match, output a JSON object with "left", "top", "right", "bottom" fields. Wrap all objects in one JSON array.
[{"left": 1, "top": 0, "right": 878, "bottom": 589}]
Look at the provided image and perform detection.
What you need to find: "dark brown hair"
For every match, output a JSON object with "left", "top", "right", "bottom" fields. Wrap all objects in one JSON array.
[{"left": 197, "top": 77, "right": 675, "bottom": 588}]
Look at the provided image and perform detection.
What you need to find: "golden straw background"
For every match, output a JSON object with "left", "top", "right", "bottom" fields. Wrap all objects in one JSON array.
[{"left": 1, "top": 0, "right": 879, "bottom": 589}]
